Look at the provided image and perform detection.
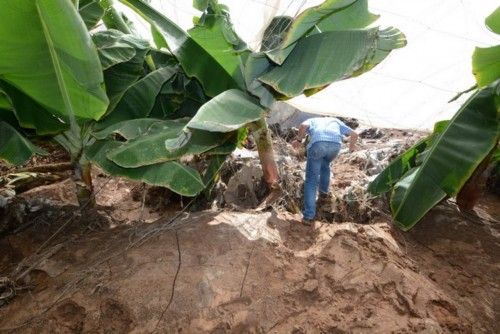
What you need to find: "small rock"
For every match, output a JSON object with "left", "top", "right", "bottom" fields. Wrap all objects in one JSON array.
[{"left": 303, "top": 279, "right": 319, "bottom": 292}]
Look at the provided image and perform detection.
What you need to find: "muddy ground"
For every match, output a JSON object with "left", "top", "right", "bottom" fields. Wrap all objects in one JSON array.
[{"left": 0, "top": 128, "right": 499, "bottom": 333}]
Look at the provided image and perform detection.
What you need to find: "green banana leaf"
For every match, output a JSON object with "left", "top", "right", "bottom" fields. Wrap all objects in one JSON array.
[
  {"left": 259, "top": 27, "right": 406, "bottom": 97},
  {"left": 485, "top": 6, "right": 500, "bottom": 34},
  {"left": 472, "top": 45, "right": 500, "bottom": 88},
  {"left": 0, "top": 108, "right": 22, "bottom": 129},
  {"left": 244, "top": 53, "right": 276, "bottom": 108},
  {"left": 0, "top": 0, "right": 108, "bottom": 121},
  {"left": 102, "top": 37, "right": 149, "bottom": 113},
  {"left": 118, "top": 0, "right": 240, "bottom": 97},
  {"left": 107, "top": 121, "right": 229, "bottom": 168},
  {"left": 79, "top": 0, "right": 104, "bottom": 30},
  {"left": 368, "top": 138, "right": 430, "bottom": 196},
  {"left": 472, "top": 7, "right": 500, "bottom": 87},
  {"left": 261, "top": 16, "right": 293, "bottom": 52},
  {"left": 0, "top": 81, "right": 67, "bottom": 135},
  {"left": 0, "top": 89, "right": 11, "bottom": 110},
  {"left": 265, "top": 0, "right": 379, "bottom": 65},
  {"left": 0, "top": 121, "right": 47, "bottom": 166},
  {"left": 93, "top": 118, "right": 164, "bottom": 140},
  {"left": 315, "top": 0, "right": 379, "bottom": 32},
  {"left": 92, "top": 30, "right": 142, "bottom": 70},
  {"left": 188, "top": 13, "right": 245, "bottom": 88},
  {"left": 85, "top": 140, "right": 205, "bottom": 196},
  {"left": 97, "top": 66, "right": 177, "bottom": 128},
  {"left": 390, "top": 83, "right": 499, "bottom": 231},
  {"left": 368, "top": 120, "right": 448, "bottom": 195},
  {"left": 187, "top": 90, "right": 265, "bottom": 132}
]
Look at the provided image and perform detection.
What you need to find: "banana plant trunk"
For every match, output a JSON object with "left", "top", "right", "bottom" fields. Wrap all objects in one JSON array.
[
  {"left": 254, "top": 117, "right": 280, "bottom": 189},
  {"left": 456, "top": 147, "right": 496, "bottom": 211},
  {"left": 73, "top": 159, "right": 95, "bottom": 207}
]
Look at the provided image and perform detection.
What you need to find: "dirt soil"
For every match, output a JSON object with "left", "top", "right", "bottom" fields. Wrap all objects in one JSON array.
[{"left": 0, "top": 129, "right": 499, "bottom": 333}]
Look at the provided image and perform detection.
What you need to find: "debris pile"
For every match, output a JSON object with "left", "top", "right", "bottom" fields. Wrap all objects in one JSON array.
[{"left": 215, "top": 116, "right": 424, "bottom": 224}]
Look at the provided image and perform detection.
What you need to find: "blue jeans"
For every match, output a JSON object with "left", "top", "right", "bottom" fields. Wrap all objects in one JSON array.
[{"left": 303, "top": 141, "right": 341, "bottom": 220}]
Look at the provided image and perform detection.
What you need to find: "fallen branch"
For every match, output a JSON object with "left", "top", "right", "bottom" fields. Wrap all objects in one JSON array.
[{"left": 14, "top": 162, "right": 73, "bottom": 174}]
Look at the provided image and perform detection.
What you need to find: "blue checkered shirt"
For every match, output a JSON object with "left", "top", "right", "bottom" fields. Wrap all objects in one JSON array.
[{"left": 303, "top": 117, "right": 352, "bottom": 149}]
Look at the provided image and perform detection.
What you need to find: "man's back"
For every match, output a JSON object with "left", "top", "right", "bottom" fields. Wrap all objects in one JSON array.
[{"left": 303, "top": 117, "right": 352, "bottom": 148}]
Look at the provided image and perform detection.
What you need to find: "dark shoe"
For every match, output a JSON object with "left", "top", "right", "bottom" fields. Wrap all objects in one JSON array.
[
  {"left": 302, "top": 218, "right": 313, "bottom": 226},
  {"left": 317, "top": 192, "right": 333, "bottom": 208}
]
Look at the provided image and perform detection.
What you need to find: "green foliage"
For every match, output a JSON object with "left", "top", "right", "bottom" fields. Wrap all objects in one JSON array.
[
  {"left": 375, "top": 83, "right": 499, "bottom": 231},
  {"left": 259, "top": 27, "right": 405, "bottom": 97},
  {"left": 485, "top": 6, "right": 500, "bottom": 34},
  {"left": 0, "top": 82, "right": 67, "bottom": 135},
  {"left": 1, "top": 0, "right": 406, "bottom": 198},
  {"left": 79, "top": 0, "right": 104, "bottom": 29},
  {"left": 0, "top": 0, "right": 108, "bottom": 122},
  {"left": 97, "top": 66, "right": 177, "bottom": 128},
  {"left": 261, "top": 16, "right": 293, "bottom": 52},
  {"left": 186, "top": 90, "right": 265, "bottom": 132},
  {"left": 265, "top": 0, "right": 375, "bottom": 64},
  {"left": 101, "top": 34, "right": 150, "bottom": 113},
  {"left": 92, "top": 30, "right": 141, "bottom": 69},
  {"left": 368, "top": 121, "right": 448, "bottom": 195},
  {"left": 119, "top": 0, "right": 241, "bottom": 97},
  {"left": 85, "top": 140, "right": 205, "bottom": 196},
  {"left": 371, "top": 8, "right": 500, "bottom": 230},
  {"left": 0, "top": 122, "right": 47, "bottom": 166},
  {"left": 472, "top": 7, "right": 500, "bottom": 87}
]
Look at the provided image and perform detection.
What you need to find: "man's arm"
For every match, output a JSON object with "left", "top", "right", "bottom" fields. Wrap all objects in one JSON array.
[
  {"left": 348, "top": 130, "right": 358, "bottom": 152},
  {"left": 292, "top": 123, "right": 309, "bottom": 149}
]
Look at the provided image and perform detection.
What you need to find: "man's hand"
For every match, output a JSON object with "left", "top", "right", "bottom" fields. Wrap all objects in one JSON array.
[{"left": 292, "top": 139, "right": 302, "bottom": 150}]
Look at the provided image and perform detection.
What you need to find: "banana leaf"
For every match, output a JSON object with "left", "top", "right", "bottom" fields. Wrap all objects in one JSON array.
[
  {"left": 79, "top": 0, "right": 104, "bottom": 30},
  {"left": 472, "top": 7, "right": 500, "bottom": 87},
  {"left": 85, "top": 140, "right": 205, "bottom": 196},
  {"left": 105, "top": 119, "right": 229, "bottom": 168},
  {"left": 261, "top": 16, "right": 293, "bottom": 52},
  {"left": 97, "top": 66, "right": 177, "bottom": 128},
  {"left": 0, "top": 81, "right": 67, "bottom": 135},
  {"left": 102, "top": 37, "right": 150, "bottom": 114},
  {"left": 92, "top": 30, "right": 142, "bottom": 70},
  {"left": 118, "top": 0, "right": 241, "bottom": 97},
  {"left": 0, "top": 121, "right": 47, "bottom": 166},
  {"left": 265, "top": 0, "right": 379, "bottom": 65},
  {"left": 0, "top": 0, "right": 108, "bottom": 121},
  {"left": 259, "top": 27, "right": 405, "bottom": 97},
  {"left": 315, "top": 0, "right": 379, "bottom": 32},
  {"left": 390, "top": 83, "right": 499, "bottom": 230},
  {"left": 186, "top": 90, "right": 265, "bottom": 132},
  {"left": 0, "top": 89, "right": 11, "bottom": 110},
  {"left": 188, "top": 13, "right": 245, "bottom": 88},
  {"left": 485, "top": 6, "right": 500, "bottom": 34},
  {"left": 244, "top": 53, "right": 276, "bottom": 108},
  {"left": 93, "top": 118, "right": 164, "bottom": 140},
  {"left": 368, "top": 120, "right": 448, "bottom": 195},
  {"left": 472, "top": 45, "right": 500, "bottom": 88}
]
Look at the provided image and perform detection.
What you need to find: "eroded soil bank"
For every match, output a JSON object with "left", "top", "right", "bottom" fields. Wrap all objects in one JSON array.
[{"left": 0, "top": 197, "right": 498, "bottom": 333}]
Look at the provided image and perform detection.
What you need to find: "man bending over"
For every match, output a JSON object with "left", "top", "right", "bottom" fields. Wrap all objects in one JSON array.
[{"left": 292, "top": 117, "right": 358, "bottom": 226}]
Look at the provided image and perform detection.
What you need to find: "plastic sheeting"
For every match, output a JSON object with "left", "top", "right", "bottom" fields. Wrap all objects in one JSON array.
[{"left": 119, "top": 0, "right": 499, "bottom": 130}]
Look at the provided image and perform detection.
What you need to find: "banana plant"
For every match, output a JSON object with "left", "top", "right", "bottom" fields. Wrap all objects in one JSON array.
[
  {"left": 369, "top": 8, "right": 500, "bottom": 231},
  {"left": 113, "top": 0, "right": 406, "bottom": 191},
  {"left": 0, "top": 0, "right": 214, "bottom": 205}
]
